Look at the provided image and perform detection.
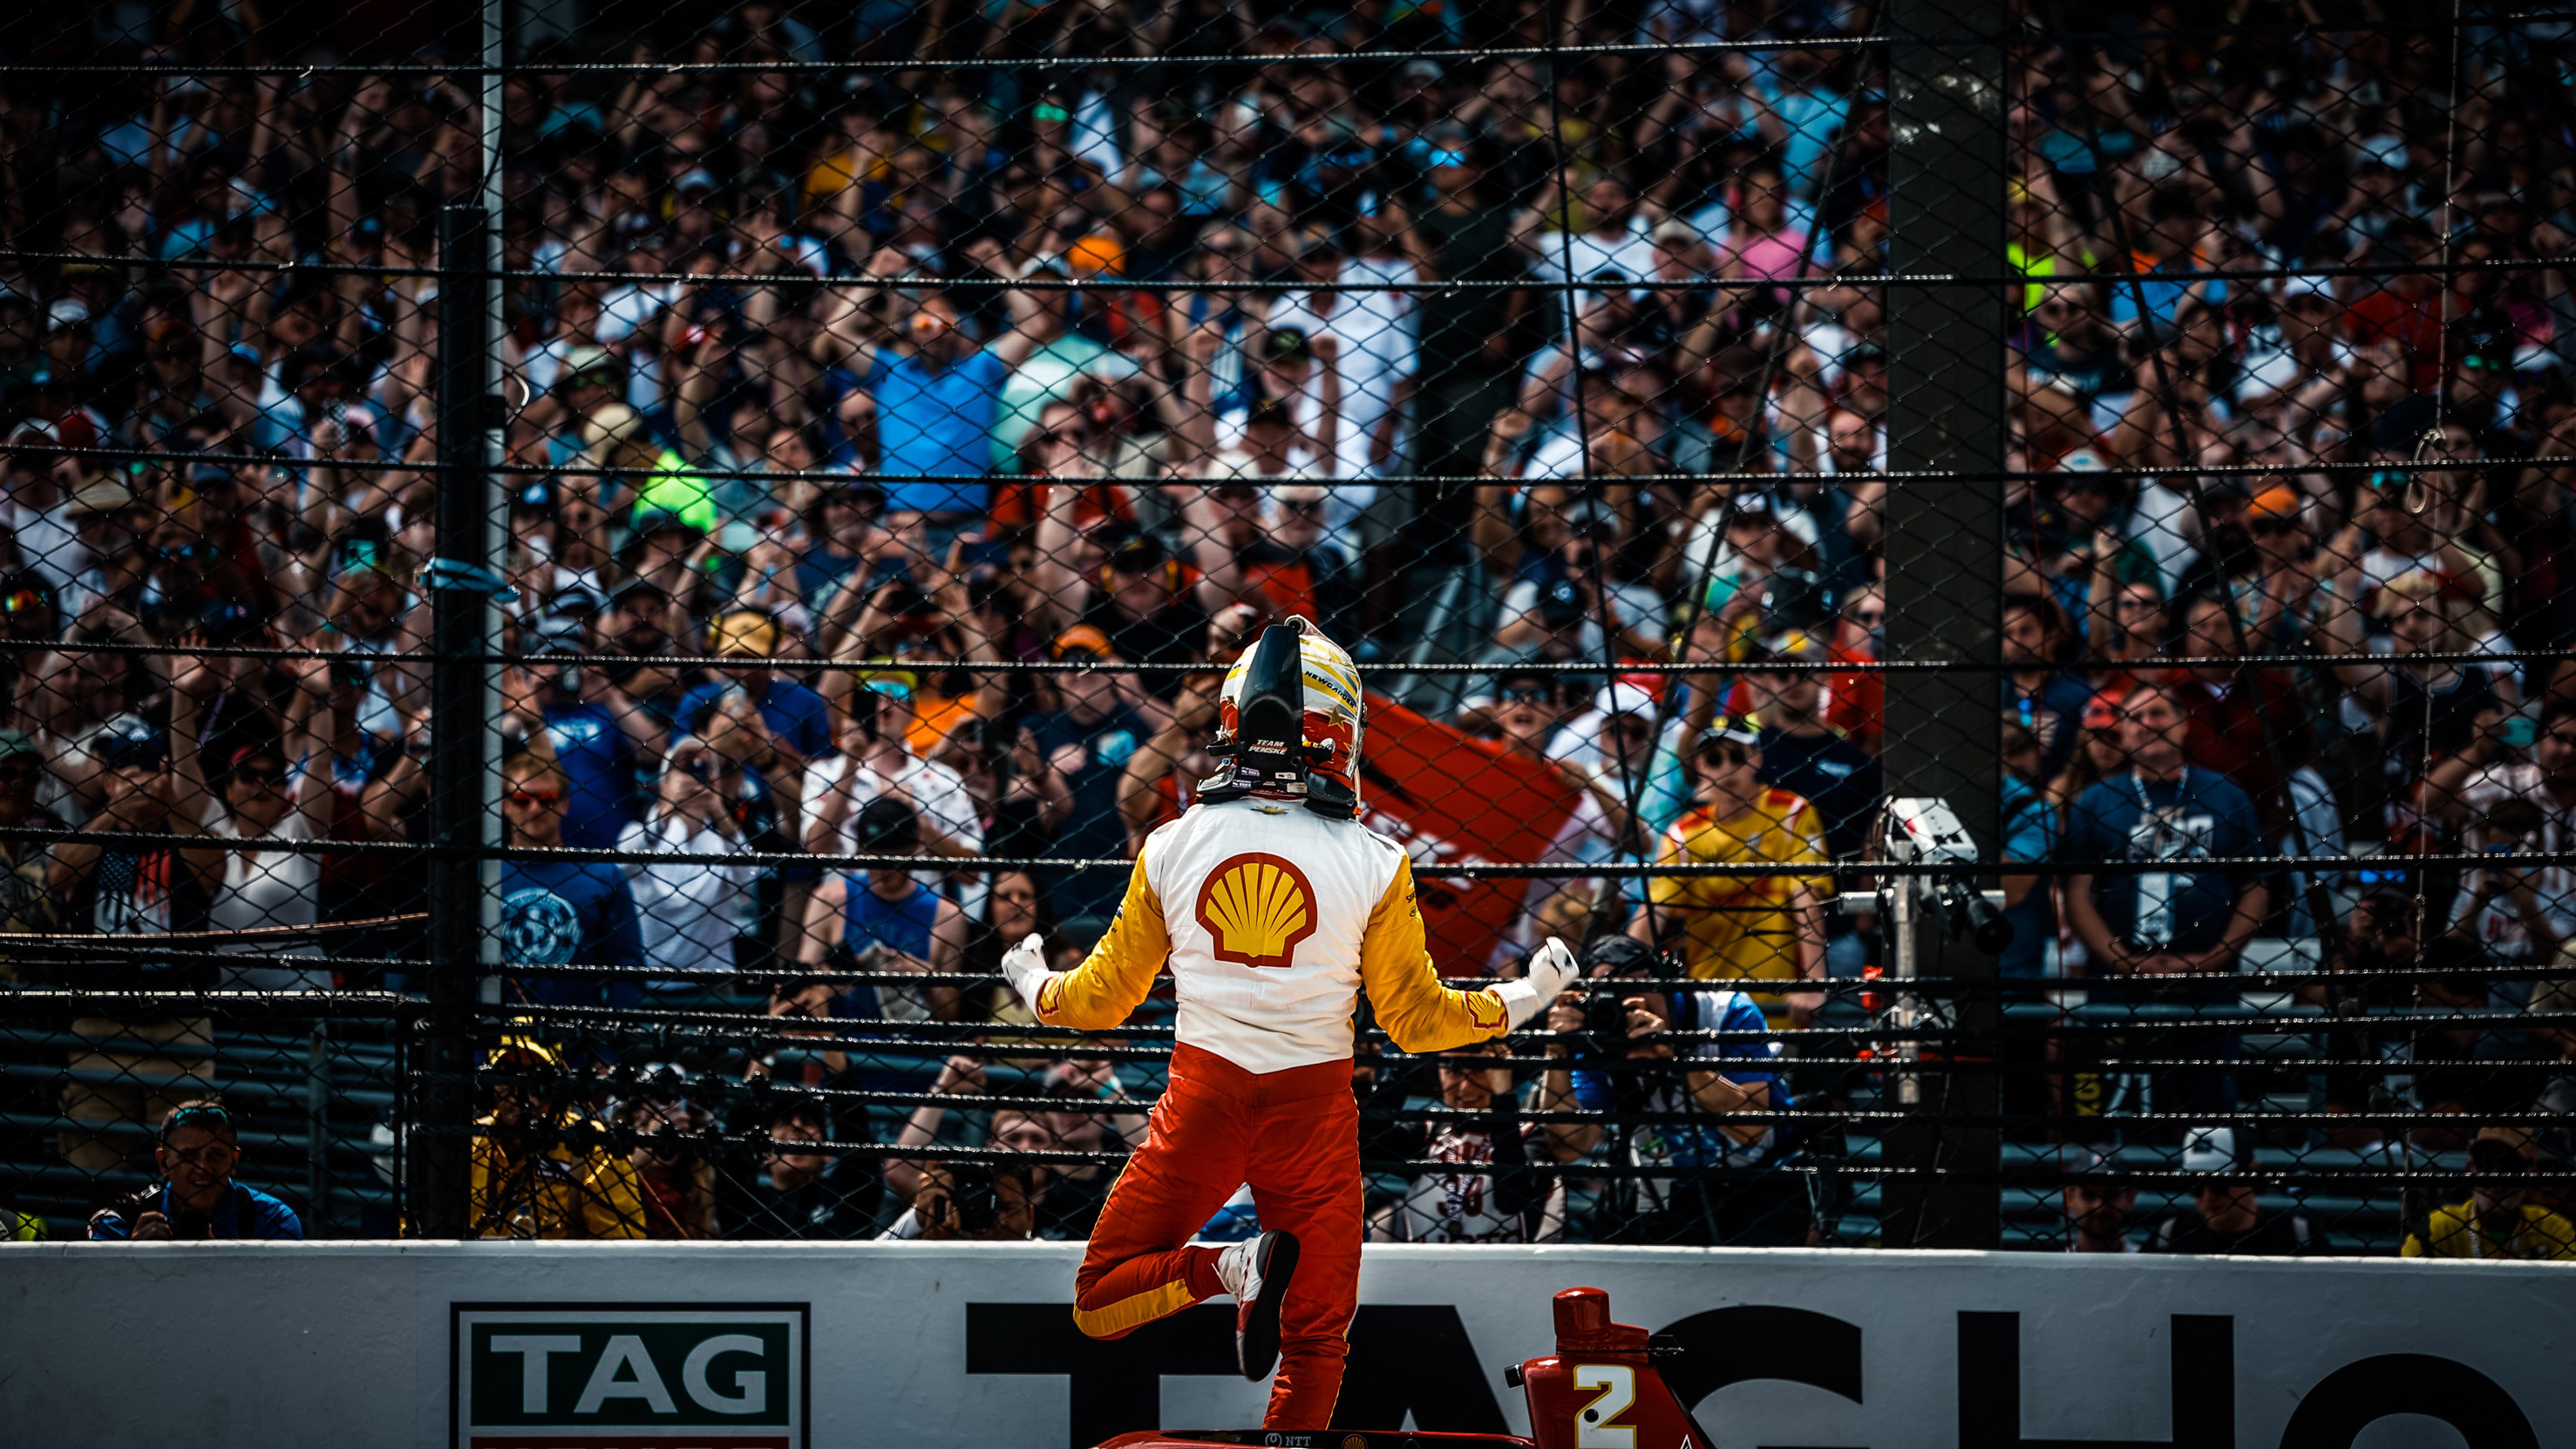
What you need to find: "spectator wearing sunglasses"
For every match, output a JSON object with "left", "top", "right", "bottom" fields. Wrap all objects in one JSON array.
[
  {"left": 88, "top": 1099, "right": 302, "bottom": 1240},
  {"left": 616, "top": 737, "right": 758, "bottom": 981},
  {"left": 1630, "top": 718, "right": 1830, "bottom": 1029},
  {"left": 179, "top": 646, "right": 339, "bottom": 991},
  {"left": 493, "top": 752, "right": 646, "bottom": 1010}
]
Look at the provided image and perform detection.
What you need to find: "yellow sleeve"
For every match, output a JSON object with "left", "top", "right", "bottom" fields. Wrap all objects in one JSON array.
[
  {"left": 1358, "top": 853, "right": 1508, "bottom": 1052},
  {"left": 583, "top": 1147, "right": 649, "bottom": 1240},
  {"left": 1036, "top": 853, "right": 1171, "bottom": 1030},
  {"left": 2399, "top": 1233, "right": 2426, "bottom": 1258}
]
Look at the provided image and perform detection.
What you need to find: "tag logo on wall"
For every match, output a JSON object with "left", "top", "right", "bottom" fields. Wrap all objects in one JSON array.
[{"left": 452, "top": 1303, "right": 807, "bottom": 1449}]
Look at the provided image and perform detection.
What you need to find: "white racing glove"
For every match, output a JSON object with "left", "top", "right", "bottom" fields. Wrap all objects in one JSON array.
[
  {"left": 1491, "top": 935, "right": 1580, "bottom": 1031},
  {"left": 999, "top": 931, "right": 1055, "bottom": 1017}
]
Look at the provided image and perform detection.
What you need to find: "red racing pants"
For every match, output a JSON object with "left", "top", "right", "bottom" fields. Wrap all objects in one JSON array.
[{"left": 1071, "top": 1043, "right": 1362, "bottom": 1430}]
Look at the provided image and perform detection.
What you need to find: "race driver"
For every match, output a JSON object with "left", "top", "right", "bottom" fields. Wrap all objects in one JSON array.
[{"left": 1000, "top": 616, "right": 1576, "bottom": 1430}]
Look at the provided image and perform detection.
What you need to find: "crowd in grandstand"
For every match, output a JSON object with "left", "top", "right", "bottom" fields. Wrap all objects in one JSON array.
[{"left": 0, "top": 0, "right": 2572, "bottom": 1255}]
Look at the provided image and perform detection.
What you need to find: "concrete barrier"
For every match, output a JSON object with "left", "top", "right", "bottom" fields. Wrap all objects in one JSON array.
[{"left": 2, "top": 1242, "right": 2567, "bottom": 1447}]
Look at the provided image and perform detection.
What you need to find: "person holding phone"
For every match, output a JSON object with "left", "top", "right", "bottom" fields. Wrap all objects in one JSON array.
[{"left": 615, "top": 735, "right": 758, "bottom": 981}]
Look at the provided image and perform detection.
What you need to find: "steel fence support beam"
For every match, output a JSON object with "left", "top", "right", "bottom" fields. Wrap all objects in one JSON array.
[
  {"left": 1879, "top": 0, "right": 2007, "bottom": 1251},
  {"left": 414, "top": 201, "right": 503, "bottom": 1238}
]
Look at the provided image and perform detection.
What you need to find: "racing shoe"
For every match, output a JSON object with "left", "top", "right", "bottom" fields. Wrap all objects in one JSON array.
[{"left": 1213, "top": 1229, "right": 1302, "bottom": 1380}]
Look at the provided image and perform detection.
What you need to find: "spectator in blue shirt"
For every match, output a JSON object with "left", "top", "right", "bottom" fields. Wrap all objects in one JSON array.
[
  {"left": 2061, "top": 684, "right": 2269, "bottom": 1127},
  {"left": 672, "top": 609, "right": 834, "bottom": 770},
  {"left": 88, "top": 1099, "right": 303, "bottom": 1240},
  {"left": 1535, "top": 937, "right": 1801, "bottom": 1246},
  {"left": 494, "top": 752, "right": 648, "bottom": 1011},
  {"left": 2062, "top": 684, "right": 2270, "bottom": 976},
  {"left": 2002, "top": 594, "right": 2099, "bottom": 784},
  {"left": 815, "top": 286, "right": 1046, "bottom": 518},
  {"left": 522, "top": 616, "right": 644, "bottom": 851}
]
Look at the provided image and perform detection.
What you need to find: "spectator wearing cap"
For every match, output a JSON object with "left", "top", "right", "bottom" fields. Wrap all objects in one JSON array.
[
  {"left": 1028, "top": 502, "right": 1242, "bottom": 692},
  {"left": 1024, "top": 625, "right": 1157, "bottom": 926},
  {"left": 1629, "top": 717, "right": 1830, "bottom": 1027},
  {"left": 511, "top": 613, "right": 642, "bottom": 853},
  {"left": 2144, "top": 1127, "right": 2327, "bottom": 1255},
  {"left": 2158, "top": 590, "right": 2314, "bottom": 822},
  {"left": 808, "top": 283, "right": 1047, "bottom": 524},
  {"left": 87, "top": 1099, "right": 302, "bottom": 1241},
  {"left": 719, "top": 1094, "right": 882, "bottom": 1240},
  {"left": 2059, "top": 1153, "right": 2139, "bottom": 1253},
  {"left": 491, "top": 752, "right": 647, "bottom": 1011},
  {"left": 471, "top": 1036, "right": 648, "bottom": 1239},
  {"left": 2404, "top": 1131, "right": 2576, "bottom": 1260},
  {"left": 50, "top": 698, "right": 221, "bottom": 968},
  {"left": 797, "top": 796, "right": 969, "bottom": 1026},
  {"left": 1742, "top": 629, "right": 1880, "bottom": 976}
]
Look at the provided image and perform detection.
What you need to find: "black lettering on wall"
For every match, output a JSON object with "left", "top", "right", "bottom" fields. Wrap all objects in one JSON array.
[
  {"left": 965, "top": 1302, "right": 1238, "bottom": 1448},
  {"left": 965, "top": 1303, "right": 1506, "bottom": 1446},
  {"left": 1330, "top": 1306, "right": 1508, "bottom": 1432},
  {"left": 1956, "top": 1312, "right": 2233, "bottom": 1449},
  {"left": 1651, "top": 1305, "right": 1867, "bottom": 1409},
  {"left": 2277, "top": 1354, "right": 2537, "bottom": 1449}
]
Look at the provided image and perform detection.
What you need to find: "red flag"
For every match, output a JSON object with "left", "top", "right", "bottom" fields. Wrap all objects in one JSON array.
[{"left": 1356, "top": 694, "right": 1580, "bottom": 971}]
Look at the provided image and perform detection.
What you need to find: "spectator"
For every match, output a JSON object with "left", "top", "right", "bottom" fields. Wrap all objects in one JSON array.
[
  {"left": 796, "top": 795, "right": 967, "bottom": 1028},
  {"left": 811, "top": 285, "right": 1047, "bottom": 520},
  {"left": 615, "top": 1072, "right": 718, "bottom": 1239},
  {"left": 2062, "top": 685, "right": 2270, "bottom": 983},
  {"left": 1371, "top": 1041, "right": 1569, "bottom": 1243},
  {"left": 2002, "top": 594, "right": 2096, "bottom": 783},
  {"left": 468, "top": 1037, "right": 645, "bottom": 1240},
  {"left": 615, "top": 737, "right": 758, "bottom": 981},
  {"left": 2144, "top": 1127, "right": 2328, "bottom": 1256},
  {"left": 2403, "top": 1132, "right": 2576, "bottom": 1261},
  {"left": 673, "top": 609, "right": 833, "bottom": 772},
  {"left": 881, "top": 1053, "right": 1049, "bottom": 1242},
  {"left": 1997, "top": 715, "right": 2060, "bottom": 991},
  {"left": 1023, "top": 626, "right": 1158, "bottom": 925},
  {"left": 719, "top": 1095, "right": 882, "bottom": 1240},
  {"left": 1538, "top": 936, "right": 1802, "bottom": 1246},
  {"left": 515, "top": 616, "right": 642, "bottom": 852},
  {"left": 87, "top": 1099, "right": 302, "bottom": 1241},
  {"left": 491, "top": 751, "right": 647, "bottom": 1011},
  {"left": 0, "top": 730, "right": 59, "bottom": 938},
  {"left": 2060, "top": 1154, "right": 2139, "bottom": 1253},
  {"left": 1631, "top": 718, "right": 1829, "bottom": 1027}
]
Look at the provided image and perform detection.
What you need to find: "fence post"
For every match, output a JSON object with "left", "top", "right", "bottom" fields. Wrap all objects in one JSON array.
[
  {"left": 1879, "top": 0, "right": 2007, "bottom": 1250},
  {"left": 413, "top": 201, "right": 502, "bottom": 1237}
]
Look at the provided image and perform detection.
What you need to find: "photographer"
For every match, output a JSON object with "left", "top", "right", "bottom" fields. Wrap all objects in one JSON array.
[
  {"left": 1535, "top": 937, "right": 1804, "bottom": 1246},
  {"left": 469, "top": 1037, "right": 647, "bottom": 1240},
  {"left": 88, "top": 1099, "right": 302, "bottom": 1240},
  {"left": 881, "top": 1053, "right": 1052, "bottom": 1241}
]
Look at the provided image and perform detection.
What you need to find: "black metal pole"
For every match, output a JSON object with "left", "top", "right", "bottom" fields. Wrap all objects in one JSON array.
[
  {"left": 413, "top": 201, "right": 500, "bottom": 1237},
  {"left": 1878, "top": 0, "right": 2007, "bottom": 1250}
]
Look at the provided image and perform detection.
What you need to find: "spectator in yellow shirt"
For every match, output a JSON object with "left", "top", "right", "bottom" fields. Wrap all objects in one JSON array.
[
  {"left": 1629, "top": 717, "right": 1829, "bottom": 1025},
  {"left": 2403, "top": 1134, "right": 2576, "bottom": 1261}
]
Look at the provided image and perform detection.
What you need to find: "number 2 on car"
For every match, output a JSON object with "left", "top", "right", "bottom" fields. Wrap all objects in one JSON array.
[{"left": 1572, "top": 1363, "right": 1637, "bottom": 1449}]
